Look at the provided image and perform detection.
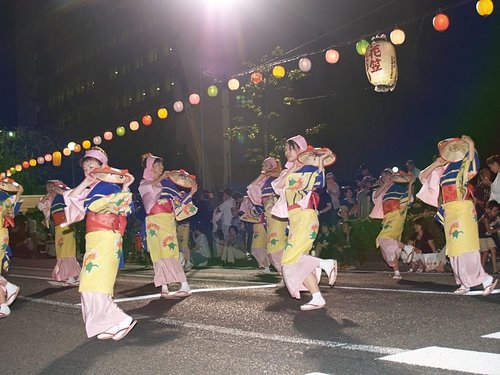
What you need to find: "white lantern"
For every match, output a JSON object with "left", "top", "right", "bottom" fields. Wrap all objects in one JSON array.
[
  {"left": 365, "top": 35, "right": 398, "bottom": 92},
  {"left": 173, "top": 101, "right": 184, "bottom": 112},
  {"left": 298, "top": 57, "right": 312, "bottom": 72},
  {"left": 227, "top": 78, "right": 240, "bottom": 91},
  {"left": 390, "top": 28, "right": 405, "bottom": 45},
  {"left": 93, "top": 136, "right": 102, "bottom": 145}
]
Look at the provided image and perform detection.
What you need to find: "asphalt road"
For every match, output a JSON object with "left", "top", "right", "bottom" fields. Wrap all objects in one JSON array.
[{"left": 1, "top": 258, "right": 499, "bottom": 375}]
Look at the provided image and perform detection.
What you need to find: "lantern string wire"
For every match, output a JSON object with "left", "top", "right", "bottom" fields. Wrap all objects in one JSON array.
[{"left": 229, "top": 0, "right": 476, "bottom": 79}]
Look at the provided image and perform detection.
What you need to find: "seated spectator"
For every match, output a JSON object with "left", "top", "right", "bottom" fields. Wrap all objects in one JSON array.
[
  {"left": 406, "top": 217, "right": 446, "bottom": 273},
  {"left": 313, "top": 223, "right": 336, "bottom": 259},
  {"left": 335, "top": 221, "right": 357, "bottom": 269},
  {"left": 354, "top": 163, "right": 373, "bottom": 189},
  {"left": 479, "top": 200, "right": 499, "bottom": 274},
  {"left": 487, "top": 155, "right": 500, "bottom": 203},
  {"left": 220, "top": 225, "right": 247, "bottom": 266},
  {"left": 213, "top": 229, "right": 224, "bottom": 259},
  {"left": 191, "top": 227, "right": 212, "bottom": 267},
  {"left": 341, "top": 186, "right": 358, "bottom": 219}
]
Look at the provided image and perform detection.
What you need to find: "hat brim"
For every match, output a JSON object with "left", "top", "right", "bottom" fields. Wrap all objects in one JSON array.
[
  {"left": 297, "top": 147, "right": 336, "bottom": 167},
  {"left": 91, "top": 167, "right": 129, "bottom": 184},
  {"left": 168, "top": 170, "right": 197, "bottom": 188},
  {"left": 438, "top": 138, "right": 468, "bottom": 163}
]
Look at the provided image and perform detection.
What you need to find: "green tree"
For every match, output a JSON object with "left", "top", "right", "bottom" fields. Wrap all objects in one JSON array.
[
  {"left": 225, "top": 47, "right": 325, "bottom": 165},
  {"left": 0, "top": 128, "right": 58, "bottom": 194}
]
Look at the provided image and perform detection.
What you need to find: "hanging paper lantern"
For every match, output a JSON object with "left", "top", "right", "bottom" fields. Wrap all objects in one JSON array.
[
  {"left": 9, "top": 167, "right": 15, "bottom": 175},
  {"left": 298, "top": 58, "right": 312, "bottom": 72},
  {"left": 93, "top": 136, "right": 102, "bottom": 145},
  {"left": 390, "top": 28, "right": 406, "bottom": 45},
  {"left": 15, "top": 164, "right": 22, "bottom": 172},
  {"left": 52, "top": 151, "right": 62, "bottom": 167},
  {"left": 104, "top": 131, "right": 113, "bottom": 141},
  {"left": 157, "top": 108, "right": 168, "bottom": 119},
  {"left": 73, "top": 144, "right": 81, "bottom": 153},
  {"left": 129, "top": 121, "right": 140, "bottom": 131},
  {"left": 325, "top": 49, "right": 340, "bottom": 64},
  {"left": 67, "top": 141, "right": 76, "bottom": 151},
  {"left": 250, "top": 72, "right": 263, "bottom": 85},
  {"left": 37, "top": 157, "right": 45, "bottom": 164},
  {"left": 7, "top": 170, "right": 12, "bottom": 177},
  {"left": 63, "top": 148, "right": 71, "bottom": 156},
  {"left": 0, "top": 173, "right": 5, "bottom": 179},
  {"left": 476, "top": 0, "right": 494, "bottom": 16},
  {"left": 433, "top": 13, "right": 449, "bottom": 32},
  {"left": 272, "top": 65, "right": 286, "bottom": 78},
  {"left": 29, "top": 159, "right": 37, "bottom": 167},
  {"left": 142, "top": 115, "right": 153, "bottom": 126},
  {"left": 189, "top": 93, "right": 200, "bottom": 105},
  {"left": 227, "top": 78, "right": 240, "bottom": 91},
  {"left": 207, "top": 85, "right": 219, "bottom": 97},
  {"left": 365, "top": 35, "right": 398, "bottom": 92},
  {"left": 44, "top": 154, "right": 53, "bottom": 162},
  {"left": 356, "top": 39, "right": 370, "bottom": 55},
  {"left": 116, "top": 126, "right": 126, "bottom": 136},
  {"left": 173, "top": 101, "right": 184, "bottom": 112},
  {"left": 22, "top": 161, "right": 30, "bottom": 169},
  {"left": 82, "top": 140, "right": 91, "bottom": 149}
]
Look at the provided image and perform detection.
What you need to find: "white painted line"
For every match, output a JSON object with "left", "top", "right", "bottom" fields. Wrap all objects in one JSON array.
[
  {"left": 154, "top": 317, "right": 404, "bottom": 355},
  {"left": 379, "top": 346, "right": 500, "bottom": 374},
  {"left": 9, "top": 274, "right": 52, "bottom": 281},
  {"left": 84, "top": 284, "right": 279, "bottom": 304},
  {"left": 19, "top": 296, "right": 80, "bottom": 309},
  {"left": 466, "top": 289, "right": 500, "bottom": 296},
  {"left": 482, "top": 331, "right": 500, "bottom": 339},
  {"left": 10, "top": 266, "right": 53, "bottom": 271},
  {"left": 325, "top": 285, "right": 452, "bottom": 295}
]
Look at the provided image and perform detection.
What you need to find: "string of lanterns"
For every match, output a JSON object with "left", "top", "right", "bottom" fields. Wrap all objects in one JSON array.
[{"left": 1, "top": 0, "right": 494, "bottom": 179}]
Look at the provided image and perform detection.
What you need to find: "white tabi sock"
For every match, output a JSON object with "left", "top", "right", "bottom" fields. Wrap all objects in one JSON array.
[
  {"left": 5, "top": 282, "right": 18, "bottom": 296},
  {"left": 0, "top": 303, "right": 11, "bottom": 316},
  {"left": 180, "top": 281, "right": 191, "bottom": 292},
  {"left": 483, "top": 275, "right": 494, "bottom": 289},
  {"left": 161, "top": 285, "right": 169, "bottom": 293},
  {"left": 309, "top": 292, "right": 325, "bottom": 306}
]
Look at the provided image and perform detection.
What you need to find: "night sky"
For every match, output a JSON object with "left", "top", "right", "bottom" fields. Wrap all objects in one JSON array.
[{"left": 1, "top": 0, "right": 499, "bottom": 187}]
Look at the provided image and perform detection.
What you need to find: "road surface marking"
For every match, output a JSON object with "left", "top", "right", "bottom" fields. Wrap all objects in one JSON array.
[
  {"left": 19, "top": 296, "right": 79, "bottom": 309},
  {"left": 110, "top": 284, "right": 279, "bottom": 303},
  {"left": 325, "top": 285, "right": 500, "bottom": 296},
  {"left": 154, "top": 317, "right": 404, "bottom": 355},
  {"left": 379, "top": 346, "right": 500, "bottom": 374},
  {"left": 9, "top": 274, "right": 52, "bottom": 281},
  {"left": 482, "top": 331, "right": 500, "bottom": 339}
]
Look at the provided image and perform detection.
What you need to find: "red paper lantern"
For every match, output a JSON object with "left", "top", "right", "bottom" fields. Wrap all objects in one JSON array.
[
  {"left": 22, "top": 161, "right": 30, "bottom": 169},
  {"left": 433, "top": 13, "right": 449, "bottom": 32},
  {"left": 188, "top": 94, "right": 200, "bottom": 105},
  {"left": 250, "top": 72, "right": 263, "bottom": 85},
  {"left": 104, "top": 131, "right": 113, "bottom": 141},
  {"left": 142, "top": 115, "right": 152, "bottom": 126},
  {"left": 325, "top": 49, "right": 340, "bottom": 64}
]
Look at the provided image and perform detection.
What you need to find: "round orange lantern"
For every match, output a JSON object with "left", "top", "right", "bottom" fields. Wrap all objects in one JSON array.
[
  {"left": 433, "top": 13, "right": 449, "bottom": 32},
  {"left": 73, "top": 144, "right": 81, "bottom": 153},
  {"left": 129, "top": 121, "right": 140, "bottom": 131},
  {"left": 476, "top": 0, "right": 494, "bottom": 16},
  {"left": 15, "top": 165, "right": 22, "bottom": 172},
  {"left": 325, "top": 49, "right": 340, "bottom": 64},
  {"left": 22, "top": 161, "right": 30, "bottom": 169},
  {"left": 188, "top": 94, "right": 200, "bottom": 105},
  {"left": 142, "top": 115, "right": 152, "bottom": 125},
  {"left": 104, "top": 131, "right": 113, "bottom": 141},
  {"left": 63, "top": 148, "right": 71, "bottom": 156},
  {"left": 52, "top": 151, "right": 62, "bottom": 167},
  {"left": 250, "top": 72, "right": 263, "bottom": 85}
]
